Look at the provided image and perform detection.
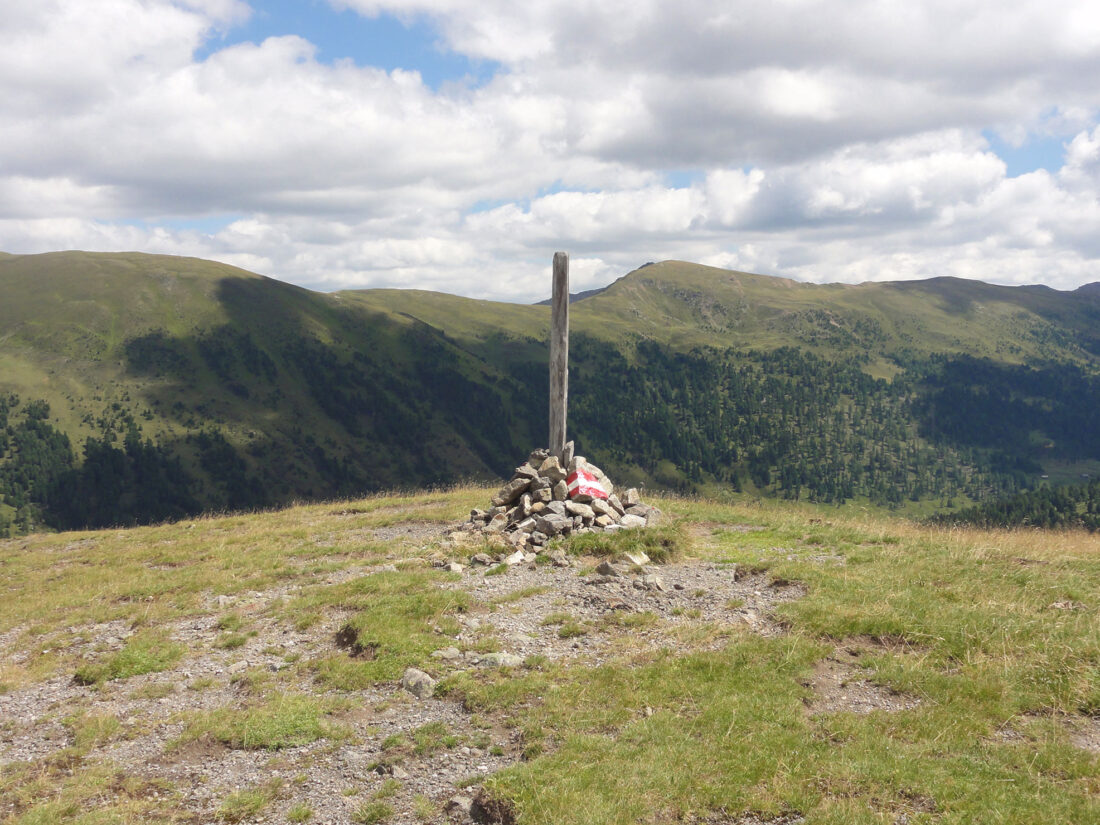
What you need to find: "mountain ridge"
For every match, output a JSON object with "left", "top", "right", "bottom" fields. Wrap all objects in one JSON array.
[{"left": 2, "top": 250, "right": 1099, "bottom": 533}]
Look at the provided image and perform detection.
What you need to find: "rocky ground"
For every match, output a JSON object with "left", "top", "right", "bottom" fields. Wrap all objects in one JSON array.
[{"left": 2, "top": 518, "right": 1093, "bottom": 825}]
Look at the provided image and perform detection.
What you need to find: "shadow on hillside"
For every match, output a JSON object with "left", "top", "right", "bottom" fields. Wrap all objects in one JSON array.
[{"left": 119, "top": 276, "right": 542, "bottom": 513}]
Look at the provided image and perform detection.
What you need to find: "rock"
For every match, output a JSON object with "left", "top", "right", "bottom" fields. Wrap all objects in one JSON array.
[
  {"left": 477, "top": 651, "right": 524, "bottom": 668},
  {"left": 548, "top": 549, "right": 570, "bottom": 567},
  {"left": 608, "top": 494, "right": 625, "bottom": 515},
  {"left": 227, "top": 660, "right": 249, "bottom": 674},
  {"left": 401, "top": 668, "right": 436, "bottom": 699},
  {"left": 642, "top": 574, "right": 667, "bottom": 592},
  {"left": 538, "top": 456, "right": 568, "bottom": 484},
  {"left": 513, "top": 463, "right": 539, "bottom": 480},
  {"left": 594, "top": 514, "right": 614, "bottom": 528},
  {"left": 625, "top": 503, "right": 653, "bottom": 518},
  {"left": 552, "top": 479, "right": 569, "bottom": 501},
  {"left": 590, "top": 498, "right": 614, "bottom": 517},
  {"left": 529, "top": 531, "right": 548, "bottom": 545},
  {"left": 446, "top": 562, "right": 465, "bottom": 574},
  {"left": 522, "top": 552, "right": 537, "bottom": 563},
  {"left": 518, "top": 493, "right": 533, "bottom": 517},
  {"left": 491, "top": 477, "right": 530, "bottom": 507},
  {"left": 622, "top": 488, "right": 642, "bottom": 507},
  {"left": 596, "top": 560, "right": 627, "bottom": 577},
  {"left": 431, "top": 646, "right": 463, "bottom": 661},
  {"left": 620, "top": 514, "right": 647, "bottom": 529},
  {"left": 546, "top": 500, "right": 567, "bottom": 516},
  {"left": 529, "top": 476, "right": 552, "bottom": 491},
  {"left": 486, "top": 513, "right": 508, "bottom": 533},
  {"left": 470, "top": 509, "right": 490, "bottom": 522},
  {"left": 503, "top": 550, "right": 526, "bottom": 566},
  {"left": 532, "top": 487, "right": 553, "bottom": 504},
  {"left": 536, "top": 513, "right": 571, "bottom": 536},
  {"left": 620, "top": 551, "right": 650, "bottom": 566},
  {"left": 565, "top": 501, "right": 595, "bottom": 518},
  {"left": 445, "top": 796, "right": 474, "bottom": 816},
  {"left": 470, "top": 552, "right": 494, "bottom": 566},
  {"left": 527, "top": 448, "right": 550, "bottom": 467},
  {"left": 391, "top": 765, "right": 410, "bottom": 780},
  {"left": 561, "top": 439, "right": 575, "bottom": 466}
]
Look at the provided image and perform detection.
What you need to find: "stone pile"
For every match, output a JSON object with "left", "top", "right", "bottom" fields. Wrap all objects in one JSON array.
[{"left": 462, "top": 443, "right": 660, "bottom": 555}]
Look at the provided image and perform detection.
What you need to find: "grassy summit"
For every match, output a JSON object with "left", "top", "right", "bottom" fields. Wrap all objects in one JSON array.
[{"left": 0, "top": 490, "right": 1096, "bottom": 823}]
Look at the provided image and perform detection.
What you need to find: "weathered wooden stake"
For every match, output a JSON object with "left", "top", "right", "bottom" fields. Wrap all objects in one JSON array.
[{"left": 550, "top": 251, "right": 569, "bottom": 460}]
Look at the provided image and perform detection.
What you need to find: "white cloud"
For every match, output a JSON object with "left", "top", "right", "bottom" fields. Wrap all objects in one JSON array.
[{"left": 2, "top": 0, "right": 1100, "bottom": 301}]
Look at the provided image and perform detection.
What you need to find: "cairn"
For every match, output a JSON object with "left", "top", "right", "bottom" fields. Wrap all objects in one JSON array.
[{"left": 463, "top": 442, "right": 660, "bottom": 555}]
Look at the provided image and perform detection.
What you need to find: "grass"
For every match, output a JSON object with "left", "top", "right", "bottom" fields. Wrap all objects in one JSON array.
[
  {"left": 286, "top": 801, "right": 313, "bottom": 822},
  {"left": 72, "top": 630, "right": 183, "bottom": 685},
  {"left": 2, "top": 487, "right": 1098, "bottom": 824},
  {"left": 564, "top": 522, "right": 688, "bottom": 563},
  {"left": 215, "top": 778, "right": 283, "bottom": 822},
  {"left": 179, "top": 693, "right": 345, "bottom": 750},
  {"left": 351, "top": 800, "right": 394, "bottom": 824}
]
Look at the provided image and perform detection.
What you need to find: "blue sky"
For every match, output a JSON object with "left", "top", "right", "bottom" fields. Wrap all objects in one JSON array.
[
  {"left": 196, "top": 0, "right": 497, "bottom": 88},
  {"left": 2, "top": 0, "right": 1100, "bottom": 300}
]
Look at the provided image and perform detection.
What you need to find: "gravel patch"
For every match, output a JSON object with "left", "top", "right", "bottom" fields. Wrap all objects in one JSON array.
[{"left": 0, "top": 545, "right": 817, "bottom": 824}]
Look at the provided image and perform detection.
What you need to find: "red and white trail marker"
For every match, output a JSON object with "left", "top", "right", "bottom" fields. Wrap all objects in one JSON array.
[{"left": 566, "top": 468, "right": 609, "bottom": 501}]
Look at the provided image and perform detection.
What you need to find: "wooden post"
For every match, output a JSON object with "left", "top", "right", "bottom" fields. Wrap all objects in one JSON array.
[{"left": 550, "top": 252, "right": 569, "bottom": 460}]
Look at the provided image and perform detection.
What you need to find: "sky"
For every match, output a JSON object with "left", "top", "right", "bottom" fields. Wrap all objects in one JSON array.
[{"left": 3, "top": 0, "right": 1100, "bottom": 302}]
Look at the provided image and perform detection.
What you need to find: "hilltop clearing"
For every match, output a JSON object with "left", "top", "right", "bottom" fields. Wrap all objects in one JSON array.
[{"left": 1, "top": 490, "right": 1097, "bottom": 824}]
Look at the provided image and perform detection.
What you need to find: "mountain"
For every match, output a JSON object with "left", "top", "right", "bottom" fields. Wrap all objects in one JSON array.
[{"left": 2, "top": 250, "right": 1100, "bottom": 533}]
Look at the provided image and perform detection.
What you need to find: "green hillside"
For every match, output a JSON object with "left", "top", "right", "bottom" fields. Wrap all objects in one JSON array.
[{"left": 2, "top": 250, "right": 1100, "bottom": 533}]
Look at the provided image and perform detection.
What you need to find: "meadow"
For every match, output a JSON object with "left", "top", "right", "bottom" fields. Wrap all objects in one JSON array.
[{"left": 0, "top": 487, "right": 1096, "bottom": 824}]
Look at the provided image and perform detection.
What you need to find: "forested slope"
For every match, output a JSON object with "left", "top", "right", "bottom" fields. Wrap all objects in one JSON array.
[{"left": 2, "top": 251, "right": 1099, "bottom": 533}]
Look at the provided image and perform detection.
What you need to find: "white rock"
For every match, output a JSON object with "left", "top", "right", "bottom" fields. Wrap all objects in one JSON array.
[{"left": 401, "top": 667, "right": 436, "bottom": 699}]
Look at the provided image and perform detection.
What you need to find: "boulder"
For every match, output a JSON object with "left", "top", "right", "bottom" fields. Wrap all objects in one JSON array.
[
  {"left": 401, "top": 668, "right": 436, "bottom": 699},
  {"left": 536, "top": 513, "right": 571, "bottom": 536},
  {"left": 622, "top": 488, "right": 642, "bottom": 507},
  {"left": 620, "top": 514, "right": 647, "bottom": 529},
  {"left": 513, "top": 463, "right": 539, "bottom": 480},
  {"left": 596, "top": 559, "right": 627, "bottom": 577},
  {"left": 565, "top": 501, "right": 595, "bottom": 519},
  {"left": 538, "top": 456, "right": 568, "bottom": 484},
  {"left": 491, "top": 477, "right": 530, "bottom": 507},
  {"left": 561, "top": 440, "right": 575, "bottom": 466},
  {"left": 546, "top": 500, "right": 567, "bottom": 516}
]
